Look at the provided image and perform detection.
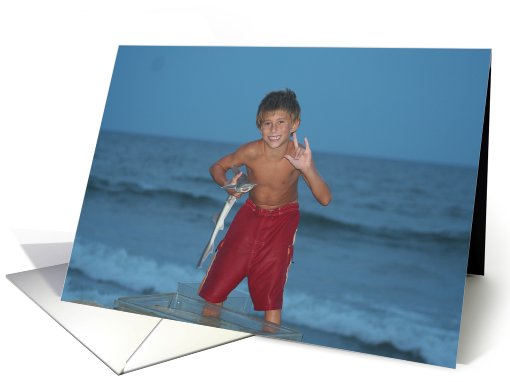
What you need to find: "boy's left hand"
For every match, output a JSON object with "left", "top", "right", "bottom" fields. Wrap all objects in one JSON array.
[{"left": 284, "top": 132, "right": 313, "bottom": 172}]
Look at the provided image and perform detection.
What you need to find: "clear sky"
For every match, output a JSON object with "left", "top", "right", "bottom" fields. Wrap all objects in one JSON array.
[{"left": 101, "top": 46, "right": 490, "bottom": 167}]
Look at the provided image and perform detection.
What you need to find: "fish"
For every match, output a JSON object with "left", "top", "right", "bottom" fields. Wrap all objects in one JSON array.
[
  {"left": 196, "top": 166, "right": 256, "bottom": 269},
  {"left": 220, "top": 166, "right": 257, "bottom": 193}
]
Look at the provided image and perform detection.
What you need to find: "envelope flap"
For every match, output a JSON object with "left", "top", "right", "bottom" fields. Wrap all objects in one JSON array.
[
  {"left": 7, "top": 264, "right": 161, "bottom": 374},
  {"left": 124, "top": 319, "right": 250, "bottom": 373}
]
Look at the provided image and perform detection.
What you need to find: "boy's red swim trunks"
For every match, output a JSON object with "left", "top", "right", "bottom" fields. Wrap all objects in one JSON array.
[{"left": 198, "top": 198, "right": 300, "bottom": 311}]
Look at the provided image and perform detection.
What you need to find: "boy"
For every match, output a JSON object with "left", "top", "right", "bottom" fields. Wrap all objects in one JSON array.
[{"left": 198, "top": 89, "right": 331, "bottom": 325}]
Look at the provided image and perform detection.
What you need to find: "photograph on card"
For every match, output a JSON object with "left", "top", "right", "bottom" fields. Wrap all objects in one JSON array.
[{"left": 61, "top": 46, "right": 490, "bottom": 368}]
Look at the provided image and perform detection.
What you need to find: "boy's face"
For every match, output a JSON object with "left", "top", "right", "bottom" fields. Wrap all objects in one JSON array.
[{"left": 259, "top": 109, "right": 299, "bottom": 150}]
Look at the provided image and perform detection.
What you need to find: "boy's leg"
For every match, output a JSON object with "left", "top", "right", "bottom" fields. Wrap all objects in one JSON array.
[
  {"left": 264, "top": 309, "right": 281, "bottom": 325},
  {"left": 247, "top": 207, "right": 299, "bottom": 329},
  {"left": 202, "top": 302, "right": 223, "bottom": 318},
  {"left": 199, "top": 302, "right": 223, "bottom": 327},
  {"left": 263, "top": 309, "right": 282, "bottom": 333},
  {"left": 199, "top": 202, "right": 253, "bottom": 307}
]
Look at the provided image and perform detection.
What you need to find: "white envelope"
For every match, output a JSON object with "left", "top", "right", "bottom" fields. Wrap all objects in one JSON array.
[{"left": 6, "top": 232, "right": 250, "bottom": 375}]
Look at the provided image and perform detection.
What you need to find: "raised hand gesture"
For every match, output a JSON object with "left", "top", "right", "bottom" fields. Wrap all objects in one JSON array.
[{"left": 284, "top": 132, "right": 313, "bottom": 172}]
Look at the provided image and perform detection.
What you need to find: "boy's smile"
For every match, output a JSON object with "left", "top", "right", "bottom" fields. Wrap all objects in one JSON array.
[{"left": 260, "top": 110, "right": 298, "bottom": 150}]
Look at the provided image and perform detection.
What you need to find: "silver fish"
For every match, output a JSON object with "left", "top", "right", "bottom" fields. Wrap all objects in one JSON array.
[
  {"left": 196, "top": 167, "right": 256, "bottom": 269},
  {"left": 221, "top": 166, "right": 257, "bottom": 193}
]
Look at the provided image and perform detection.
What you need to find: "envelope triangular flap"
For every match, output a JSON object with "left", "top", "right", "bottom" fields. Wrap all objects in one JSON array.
[{"left": 7, "top": 264, "right": 248, "bottom": 375}]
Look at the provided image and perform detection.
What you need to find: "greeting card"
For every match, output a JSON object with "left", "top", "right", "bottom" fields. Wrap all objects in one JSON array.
[{"left": 60, "top": 46, "right": 490, "bottom": 368}]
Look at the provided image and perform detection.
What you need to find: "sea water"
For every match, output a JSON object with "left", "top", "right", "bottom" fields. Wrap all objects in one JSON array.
[{"left": 62, "top": 130, "right": 477, "bottom": 367}]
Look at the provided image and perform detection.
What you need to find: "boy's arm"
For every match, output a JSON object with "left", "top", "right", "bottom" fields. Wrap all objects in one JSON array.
[
  {"left": 210, "top": 143, "right": 251, "bottom": 198},
  {"left": 284, "top": 134, "right": 332, "bottom": 206}
]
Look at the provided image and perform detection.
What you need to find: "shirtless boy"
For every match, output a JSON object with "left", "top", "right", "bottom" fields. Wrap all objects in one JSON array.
[{"left": 199, "top": 89, "right": 331, "bottom": 325}]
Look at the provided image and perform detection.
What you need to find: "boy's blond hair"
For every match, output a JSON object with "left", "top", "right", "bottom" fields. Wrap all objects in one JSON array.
[{"left": 256, "top": 89, "right": 301, "bottom": 128}]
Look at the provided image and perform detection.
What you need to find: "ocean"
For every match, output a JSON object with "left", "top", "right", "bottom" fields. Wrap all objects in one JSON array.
[{"left": 62, "top": 129, "right": 477, "bottom": 367}]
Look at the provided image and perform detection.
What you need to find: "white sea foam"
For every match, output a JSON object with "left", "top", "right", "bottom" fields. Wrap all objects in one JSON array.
[
  {"left": 62, "top": 285, "right": 121, "bottom": 307},
  {"left": 69, "top": 239, "right": 202, "bottom": 293},
  {"left": 283, "top": 291, "right": 458, "bottom": 366}
]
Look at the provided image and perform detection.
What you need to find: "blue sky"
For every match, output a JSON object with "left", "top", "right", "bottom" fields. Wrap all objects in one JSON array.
[{"left": 101, "top": 46, "right": 490, "bottom": 167}]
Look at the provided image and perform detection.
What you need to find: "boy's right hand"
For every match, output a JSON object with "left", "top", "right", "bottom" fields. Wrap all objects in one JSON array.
[{"left": 224, "top": 172, "right": 243, "bottom": 198}]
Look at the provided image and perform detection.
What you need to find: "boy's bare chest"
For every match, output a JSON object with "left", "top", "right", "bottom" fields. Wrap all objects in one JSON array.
[{"left": 246, "top": 158, "right": 300, "bottom": 188}]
